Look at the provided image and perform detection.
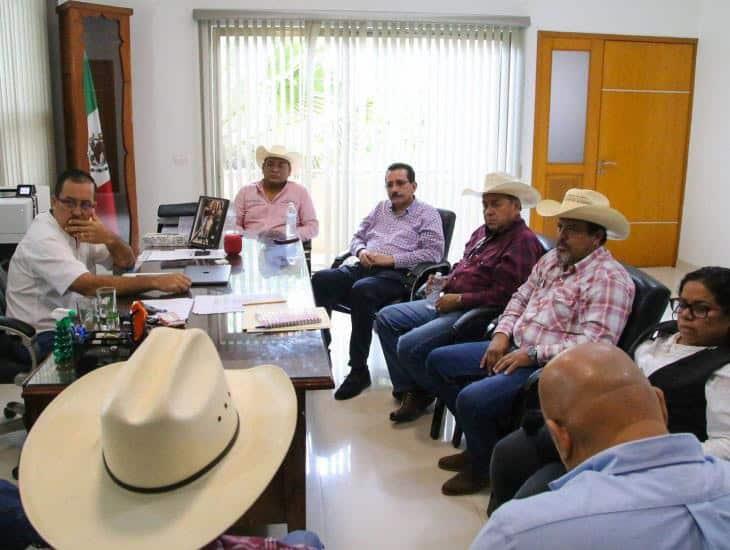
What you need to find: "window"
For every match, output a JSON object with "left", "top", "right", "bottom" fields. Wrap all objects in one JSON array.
[{"left": 199, "top": 15, "right": 525, "bottom": 265}]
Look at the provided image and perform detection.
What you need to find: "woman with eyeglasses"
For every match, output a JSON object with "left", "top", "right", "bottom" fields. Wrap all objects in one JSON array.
[{"left": 486, "top": 266, "right": 730, "bottom": 515}]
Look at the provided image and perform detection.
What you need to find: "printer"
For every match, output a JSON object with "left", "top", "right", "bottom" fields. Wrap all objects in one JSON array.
[{"left": 0, "top": 184, "right": 51, "bottom": 244}]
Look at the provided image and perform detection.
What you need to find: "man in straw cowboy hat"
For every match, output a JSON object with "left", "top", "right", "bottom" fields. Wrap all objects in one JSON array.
[
  {"left": 425, "top": 188, "right": 635, "bottom": 496},
  {"left": 17, "top": 327, "right": 323, "bottom": 549},
  {"left": 233, "top": 145, "right": 319, "bottom": 241},
  {"left": 312, "top": 162, "right": 445, "bottom": 401},
  {"left": 375, "top": 173, "right": 545, "bottom": 423}
]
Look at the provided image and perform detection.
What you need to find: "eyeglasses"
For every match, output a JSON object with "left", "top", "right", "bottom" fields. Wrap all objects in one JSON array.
[
  {"left": 56, "top": 197, "right": 95, "bottom": 212},
  {"left": 670, "top": 298, "right": 719, "bottom": 319}
]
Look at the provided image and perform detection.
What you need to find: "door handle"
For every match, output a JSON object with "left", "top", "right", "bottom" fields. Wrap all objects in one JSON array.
[{"left": 597, "top": 160, "right": 617, "bottom": 176}]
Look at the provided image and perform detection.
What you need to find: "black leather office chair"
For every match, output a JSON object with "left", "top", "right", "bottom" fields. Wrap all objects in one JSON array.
[
  {"left": 0, "top": 262, "right": 41, "bottom": 431},
  {"left": 327, "top": 208, "right": 457, "bottom": 314},
  {"left": 431, "top": 263, "right": 671, "bottom": 445}
]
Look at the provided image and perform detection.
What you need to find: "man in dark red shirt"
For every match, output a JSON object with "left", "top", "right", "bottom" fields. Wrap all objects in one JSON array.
[{"left": 375, "top": 173, "right": 545, "bottom": 422}]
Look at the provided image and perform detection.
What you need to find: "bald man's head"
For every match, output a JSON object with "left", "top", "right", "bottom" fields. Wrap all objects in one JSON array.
[{"left": 539, "top": 343, "right": 668, "bottom": 470}]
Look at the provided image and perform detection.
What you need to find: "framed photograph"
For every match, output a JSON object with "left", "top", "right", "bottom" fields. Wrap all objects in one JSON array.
[{"left": 188, "top": 196, "right": 230, "bottom": 249}]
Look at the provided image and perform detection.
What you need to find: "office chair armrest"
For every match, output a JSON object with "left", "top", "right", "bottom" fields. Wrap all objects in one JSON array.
[
  {"left": 331, "top": 250, "right": 352, "bottom": 269},
  {"left": 0, "top": 316, "right": 36, "bottom": 340},
  {"left": 452, "top": 307, "right": 503, "bottom": 342},
  {"left": 407, "top": 262, "right": 450, "bottom": 301}
]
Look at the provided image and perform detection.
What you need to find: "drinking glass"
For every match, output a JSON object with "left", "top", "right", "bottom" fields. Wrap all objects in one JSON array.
[
  {"left": 76, "top": 296, "right": 97, "bottom": 331},
  {"left": 96, "top": 287, "right": 119, "bottom": 330}
]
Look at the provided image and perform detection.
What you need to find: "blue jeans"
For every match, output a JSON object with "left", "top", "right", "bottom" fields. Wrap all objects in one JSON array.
[
  {"left": 426, "top": 341, "right": 537, "bottom": 476},
  {"left": 375, "top": 299, "right": 461, "bottom": 393},
  {"left": 8, "top": 330, "right": 54, "bottom": 366}
]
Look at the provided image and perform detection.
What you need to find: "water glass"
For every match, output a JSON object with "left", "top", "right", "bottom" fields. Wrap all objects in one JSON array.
[
  {"left": 96, "top": 286, "right": 119, "bottom": 330},
  {"left": 76, "top": 296, "right": 97, "bottom": 331}
]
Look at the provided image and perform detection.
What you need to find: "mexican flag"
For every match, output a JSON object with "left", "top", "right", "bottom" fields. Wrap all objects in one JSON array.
[{"left": 83, "top": 53, "right": 118, "bottom": 233}]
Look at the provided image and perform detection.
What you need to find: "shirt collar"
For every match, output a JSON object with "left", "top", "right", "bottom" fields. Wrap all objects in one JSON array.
[
  {"left": 549, "top": 433, "right": 705, "bottom": 491},
  {"left": 561, "top": 245, "right": 609, "bottom": 275},
  {"left": 389, "top": 197, "right": 418, "bottom": 215},
  {"left": 256, "top": 180, "right": 290, "bottom": 197},
  {"left": 484, "top": 217, "right": 526, "bottom": 238}
]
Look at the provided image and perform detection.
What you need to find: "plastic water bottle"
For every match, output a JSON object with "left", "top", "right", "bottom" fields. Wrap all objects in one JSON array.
[
  {"left": 425, "top": 273, "right": 447, "bottom": 310},
  {"left": 285, "top": 202, "right": 298, "bottom": 240}
]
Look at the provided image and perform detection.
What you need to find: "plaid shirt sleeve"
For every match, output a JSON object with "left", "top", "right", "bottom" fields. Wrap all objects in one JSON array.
[
  {"left": 460, "top": 233, "right": 544, "bottom": 309},
  {"left": 392, "top": 206, "right": 445, "bottom": 269},
  {"left": 494, "top": 258, "right": 543, "bottom": 337},
  {"left": 536, "top": 267, "right": 635, "bottom": 364}
]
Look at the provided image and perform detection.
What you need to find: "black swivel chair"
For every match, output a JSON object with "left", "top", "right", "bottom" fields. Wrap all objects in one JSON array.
[
  {"left": 327, "top": 208, "right": 457, "bottom": 315},
  {"left": 431, "top": 262, "right": 671, "bottom": 445},
  {"left": 0, "top": 261, "right": 43, "bottom": 432}
]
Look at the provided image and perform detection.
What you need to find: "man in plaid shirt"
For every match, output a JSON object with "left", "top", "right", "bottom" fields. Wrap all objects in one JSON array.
[{"left": 426, "top": 189, "right": 635, "bottom": 496}]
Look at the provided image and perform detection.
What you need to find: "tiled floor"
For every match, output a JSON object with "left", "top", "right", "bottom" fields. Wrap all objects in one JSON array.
[{"left": 0, "top": 264, "right": 693, "bottom": 550}]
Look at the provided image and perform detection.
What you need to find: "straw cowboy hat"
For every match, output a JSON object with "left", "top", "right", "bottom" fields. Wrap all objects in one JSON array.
[
  {"left": 256, "top": 145, "right": 302, "bottom": 174},
  {"left": 536, "top": 188, "right": 630, "bottom": 240},
  {"left": 19, "top": 327, "right": 296, "bottom": 550},
  {"left": 462, "top": 172, "right": 541, "bottom": 208}
]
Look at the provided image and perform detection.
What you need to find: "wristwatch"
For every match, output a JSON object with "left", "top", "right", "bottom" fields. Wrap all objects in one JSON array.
[{"left": 526, "top": 346, "right": 539, "bottom": 365}]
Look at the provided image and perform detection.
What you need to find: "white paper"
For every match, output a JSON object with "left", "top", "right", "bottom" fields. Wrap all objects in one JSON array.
[
  {"left": 192, "top": 295, "right": 246, "bottom": 315},
  {"left": 177, "top": 216, "right": 194, "bottom": 236},
  {"left": 146, "top": 248, "right": 226, "bottom": 261},
  {"left": 142, "top": 298, "right": 194, "bottom": 321}
]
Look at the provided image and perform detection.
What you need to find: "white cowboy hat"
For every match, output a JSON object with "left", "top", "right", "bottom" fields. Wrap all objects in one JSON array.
[
  {"left": 462, "top": 172, "right": 541, "bottom": 208},
  {"left": 256, "top": 145, "right": 302, "bottom": 174},
  {"left": 536, "top": 188, "right": 630, "bottom": 240},
  {"left": 19, "top": 327, "right": 296, "bottom": 550}
]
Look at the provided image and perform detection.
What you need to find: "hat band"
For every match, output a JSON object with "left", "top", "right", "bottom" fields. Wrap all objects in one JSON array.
[{"left": 103, "top": 412, "right": 240, "bottom": 494}]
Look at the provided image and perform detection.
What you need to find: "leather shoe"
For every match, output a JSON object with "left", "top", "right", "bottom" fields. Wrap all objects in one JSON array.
[
  {"left": 389, "top": 391, "right": 435, "bottom": 423},
  {"left": 334, "top": 369, "right": 371, "bottom": 400},
  {"left": 437, "top": 450, "right": 472, "bottom": 472},
  {"left": 392, "top": 390, "right": 404, "bottom": 402},
  {"left": 441, "top": 470, "right": 489, "bottom": 496}
]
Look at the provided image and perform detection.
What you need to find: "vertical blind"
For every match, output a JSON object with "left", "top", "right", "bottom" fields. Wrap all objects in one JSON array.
[
  {"left": 0, "top": 0, "right": 55, "bottom": 189},
  {"left": 199, "top": 16, "right": 524, "bottom": 266}
]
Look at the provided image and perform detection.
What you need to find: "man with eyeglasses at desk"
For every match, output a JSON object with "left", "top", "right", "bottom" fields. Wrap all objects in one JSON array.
[{"left": 6, "top": 169, "right": 191, "bottom": 365}]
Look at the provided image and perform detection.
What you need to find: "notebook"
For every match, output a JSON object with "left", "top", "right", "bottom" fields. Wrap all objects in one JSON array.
[
  {"left": 243, "top": 306, "right": 330, "bottom": 333},
  {"left": 183, "top": 264, "right": 231, "bottom": 286}
]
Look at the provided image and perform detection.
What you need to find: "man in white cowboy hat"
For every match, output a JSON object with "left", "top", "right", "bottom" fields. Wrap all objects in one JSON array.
[
  {"left": 426, "top": 188, "right": 635, "bottom": 496},
  {"left": 233, "top": 145, "right": 319, "bottom": 241},
  {"left": 375, "top": 173, "right": 545, "bottom": 423},
  {"left": 18, "top": 327, "right": 323, "bottom": 550},
  {"left": 312, "top": 162, "right": 445, "bottom": 400}
]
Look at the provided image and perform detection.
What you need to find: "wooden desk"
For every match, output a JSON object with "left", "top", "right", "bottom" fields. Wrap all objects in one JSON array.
[{"left": 22, "top": 237, "right": 334, "bottom": 531}]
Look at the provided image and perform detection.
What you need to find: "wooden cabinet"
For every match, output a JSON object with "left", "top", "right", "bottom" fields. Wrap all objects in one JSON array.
[{"left": 56, "top": 1, "right": 139, "bottom": 250}]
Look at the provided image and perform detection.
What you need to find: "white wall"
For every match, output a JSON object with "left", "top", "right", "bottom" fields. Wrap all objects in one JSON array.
[
  {"left": 678, "top": 0, "right": 730, "bottom": 267},
  {"left": 56, "top": 0, "right": 701, "bottom": 238}
]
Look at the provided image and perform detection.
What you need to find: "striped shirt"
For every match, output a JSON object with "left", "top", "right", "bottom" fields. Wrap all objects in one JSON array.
[
  {"left": 349, "top": 198, "right": 444, "bottom": 269},
  {"left": 495, "top": 247, "right": 634, "bottom": 364}
]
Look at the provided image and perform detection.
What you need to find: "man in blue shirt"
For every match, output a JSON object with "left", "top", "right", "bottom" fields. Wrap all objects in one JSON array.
[{"left": 472, "top": 342, "right": 730, "bottom": 549}]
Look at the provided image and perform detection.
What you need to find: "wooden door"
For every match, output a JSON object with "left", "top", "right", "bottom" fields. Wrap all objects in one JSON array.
[{"left": 531, "top": 32, "right": 697, "bottom": 266}]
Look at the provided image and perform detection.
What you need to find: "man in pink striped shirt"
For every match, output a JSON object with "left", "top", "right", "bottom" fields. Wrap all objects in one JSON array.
[
  {"left": 233, "top": 145, "right": 319, "bottom": 241},
  {"left": 426, "top": 189, "right": 635, "bottom": 496}
]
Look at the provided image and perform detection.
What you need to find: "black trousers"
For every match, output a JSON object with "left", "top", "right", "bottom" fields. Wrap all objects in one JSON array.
[
  {"left": 487, "top": 425, "right": 565, "bottom": 515},
  {"left": 312, "top": 264, "right": 406, "bottom": 371}
]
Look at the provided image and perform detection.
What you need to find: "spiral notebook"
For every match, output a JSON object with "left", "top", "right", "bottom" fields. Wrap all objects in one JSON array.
[{"left": 243, "top": 306, "right": 330, "bottom": 333}]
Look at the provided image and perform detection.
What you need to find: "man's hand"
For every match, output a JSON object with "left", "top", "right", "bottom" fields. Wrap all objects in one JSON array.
[
  {"left": 435, "top": 293, "right": 462, "bottom": 313},
  {"left": 153, "top": 273, "right": 192, "bottom": 294},
  {"left": 492, "top": 348, "right": 534, "bottom": 375},
  {"left": 480, "top": 332, "right": 510, "bottom": 373},
  {"left": 357, "top": 251, "right": 394, "bottom": 268},
  {"left": 65, "top": 214, "right": 114, "bottom": 245}
]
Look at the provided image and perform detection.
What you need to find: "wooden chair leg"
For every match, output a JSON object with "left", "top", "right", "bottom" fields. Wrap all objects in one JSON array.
[{"left": 430, "top": 398, "right": 445, "bottom": 439}]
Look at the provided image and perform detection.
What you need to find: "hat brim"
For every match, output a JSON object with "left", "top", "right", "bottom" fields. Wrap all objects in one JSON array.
[
  {"left": 536, "top": 200, "right": 630, "bottom": 240},
  {"left": 20, "top": 364, "right": 296, "bottom": 550},
  {"left": 255, "top": 146, "right": 301, "bottom": 174},
  {"left": 462, "top": 182, "right": 541, "bottom": 208}
]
